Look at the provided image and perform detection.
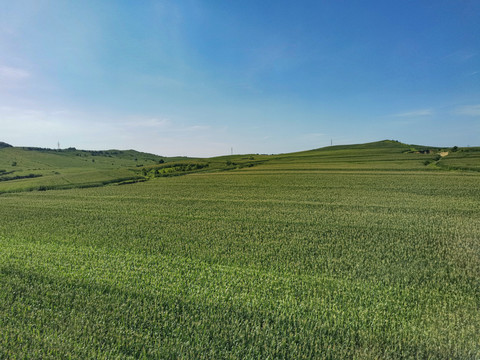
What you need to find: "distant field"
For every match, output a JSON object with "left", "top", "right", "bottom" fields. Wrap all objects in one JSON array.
[
  {"left": 0, "top": 147, "right": 170, "bottom": 193},
  {"left": 437, "top": 148, "right": 480, "bottom": 172},
  {"left": 0, "top": 141, "right": 479, "bottom": 358},
  {"left": 0, "top": 145, "right": 264, "bottom": 193}
]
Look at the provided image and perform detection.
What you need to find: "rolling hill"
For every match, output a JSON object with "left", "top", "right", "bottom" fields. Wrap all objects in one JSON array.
[
  {"left": 0, "top": 140, "right": 478, "bottom": 194},
  {"left": 0, "top": 139, "right": 479, "bottom": 358}
]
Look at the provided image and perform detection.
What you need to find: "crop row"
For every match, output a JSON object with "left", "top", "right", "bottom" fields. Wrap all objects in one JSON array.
[{"left": 0, "top": 170, "right": 478, "bottom": 358}]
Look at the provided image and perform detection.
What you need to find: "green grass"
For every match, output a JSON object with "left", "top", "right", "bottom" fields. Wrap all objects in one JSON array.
[
  {"left": 0, "top": 140, "right": 479, "bottom": 358},
  {"left": 0, "top": 145, "right": 267, "bottom": 193},
  {"left": 0, "top": 147, "right": 171, "bottom": 193},
  {"left": 437, "top": 147, "right": 480, "bottom": 172}
]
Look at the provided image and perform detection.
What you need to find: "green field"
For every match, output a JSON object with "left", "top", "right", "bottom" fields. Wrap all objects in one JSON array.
[{"left": 0, "top": 140, "right": 479, "bottom": 358}]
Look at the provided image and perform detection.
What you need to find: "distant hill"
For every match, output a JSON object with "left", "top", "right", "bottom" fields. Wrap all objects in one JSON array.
[
  {"left": 0, "top": 146, "right": 171, "bottom": 193},
  {"left": 320, "top": 139, "right": 413, "bottom": 150},
  {"left": 0, "top": 140, "right": 478, "bottom": 194},
  {"left": 0, "top": 141, "right": 12, "bottom": 149},
  {"left": 303, "top": 139, "right": 439, "bottom": 152}
]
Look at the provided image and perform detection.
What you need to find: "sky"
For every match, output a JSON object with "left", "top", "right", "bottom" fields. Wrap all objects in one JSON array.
[{"left": 0, "top": 0, "right": 479, "bottom": 156}]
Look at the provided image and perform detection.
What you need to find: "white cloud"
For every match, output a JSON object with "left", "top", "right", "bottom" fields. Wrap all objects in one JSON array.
[
  {"left": 124, "top": 118, "right": 171, "bottom": 128},
  {"left": 185, "top": 125, "right": 210, "bottom": 131},
  {"left": 391, "top": 109, "right": 433, "bottom": 117},
  {"left": 455, "top": 104, "right": 480, "bottom": 116},
  {"left": 0, "top": 65, "right": 30, "bottom": 80},
  {"left": 443, "top": 50, "right": 477, "bottom": 63},
  {"left": 0, "top": 105, "right": 230, "bottom": 157}
]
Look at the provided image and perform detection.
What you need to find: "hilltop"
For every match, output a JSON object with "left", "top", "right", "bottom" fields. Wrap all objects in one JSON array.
[{"left": 0, "top": 140, "right": 478, "bottom": 193}]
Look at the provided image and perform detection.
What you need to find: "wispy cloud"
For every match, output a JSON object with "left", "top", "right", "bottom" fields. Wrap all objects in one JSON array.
[
  {"left": 391, "top": 109, "right": 433, "bottom": 117},
  {"left": 455, "top": 104, "right": 480, "bottom": 116},
  {"left": 0, "top": 105, "right": 230, "bottom": 156},
  {"left": 0, "top": 65, "right": 30, "bottom": 80},
  {"left": 302, "top": 132, "right": 325, "bottom": 138},
  {"left": 123, "top": 118, "right": 211, "bottom": 133},
  {"left": 185, "top": 125, "right": 210, "bottom": 131},
  {"left": 125, "top": 118, "right": 171, "bottom": 128},
  {"left": 443, "top": 49, "right": 477, "bottom": 63}
]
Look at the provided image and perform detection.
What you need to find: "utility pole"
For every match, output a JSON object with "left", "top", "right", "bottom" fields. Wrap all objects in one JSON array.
[
  {"left": 57, "top": 141, "right": 60, "bottom": 150},
  {"left": 331, "top": 139, "right": 333, "bottom": 146},
  {"left": 231, "top": 147, "right": 233, "bottom": 155}
]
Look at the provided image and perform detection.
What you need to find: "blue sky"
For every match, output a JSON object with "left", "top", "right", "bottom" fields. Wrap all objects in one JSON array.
[{"left": 0, "top": 0, "right": 479, "bottom": 156}]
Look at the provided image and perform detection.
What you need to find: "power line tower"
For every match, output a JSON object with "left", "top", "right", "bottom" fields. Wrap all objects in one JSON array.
[{"left": 57, "top": 141, "right": 60, "bottom": 150}]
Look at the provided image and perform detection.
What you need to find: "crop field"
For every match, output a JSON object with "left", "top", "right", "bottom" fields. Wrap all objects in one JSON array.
[
  {"left": 0, "top": 141, "right": 479, "bottom": 358},
  {"left": 0, "top": 146, "right": 167, "bottom": 193},
  {"left": 438, "top": 148, "right": 480, "bottom": 172}
]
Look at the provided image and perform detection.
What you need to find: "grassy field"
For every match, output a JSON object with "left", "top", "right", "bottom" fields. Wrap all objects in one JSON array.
[
  {"left": 437, "top": 147, "right": 480, "bottom": 172},
  {"left": 0, "top": 144, "right": 267, "bottom": 193},
  {"left": 0, "top": 140, "right": 479, "bottom": 358}
]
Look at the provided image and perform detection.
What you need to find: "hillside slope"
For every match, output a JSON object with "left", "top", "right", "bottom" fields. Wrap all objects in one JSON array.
[
  {"left": 1, "top": 140, "right": 478, "bottom": 193},
  {"left": 235, "top": 140, "right": 455, "bottom": 172},
  {"left": 0, "top": 147, "right": 167, "bottom": 193}
]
